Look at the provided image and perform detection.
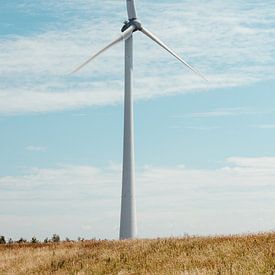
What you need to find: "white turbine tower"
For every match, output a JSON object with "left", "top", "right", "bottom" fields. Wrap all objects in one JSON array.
[{"left": 71, "top": 0, "right": 207, "bottom": 240}]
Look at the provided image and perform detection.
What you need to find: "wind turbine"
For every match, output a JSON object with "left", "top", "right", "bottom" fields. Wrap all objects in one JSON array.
[{"left": 71, "top": 0, "right": 207, "bottom": 240}]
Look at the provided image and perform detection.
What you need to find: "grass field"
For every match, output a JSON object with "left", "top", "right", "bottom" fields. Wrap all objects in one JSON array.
[{"left": 0, "top": 233, "right": 274, "bottom": 274}]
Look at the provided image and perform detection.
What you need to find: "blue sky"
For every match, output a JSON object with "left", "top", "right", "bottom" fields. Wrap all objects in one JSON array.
[{"left": 0, "top": 0, "right": 275, "bottom": 240}]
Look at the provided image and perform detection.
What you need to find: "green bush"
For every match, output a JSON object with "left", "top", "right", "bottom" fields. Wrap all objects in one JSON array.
[
  {"left": 51, "top": 234, "right": 60, "bottom": 243},
  {"left": 31, "top": 236, "right": 39, "bottom": 243},
  {"left": 0, "top": 236, "right": 6, "bottom": 244},
  {"left": 8, "top": 238, "right": 13, "bottom": 244},
  {"left": 17, "top": 238, "right": 27, "bottom": 243}
]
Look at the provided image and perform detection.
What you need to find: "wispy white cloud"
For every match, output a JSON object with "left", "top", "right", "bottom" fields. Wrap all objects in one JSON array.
[
  {"left": 181, "top": 107, "right": 270, "bottom": 118},
  {"left": 171, "top": 126, "right": 220, "bottom": 131},
  {"left": 0, "top": 156, "right": 274, "bottom": 239},
  {"left": 256, "top": 124, "right": 275, "bottom": 129},
  {"left": 227, "top": 156, "right": 275, "bottom": 170},
  {"left": 1, "top": 0, "right": 275, "bottom": 115},
  {"left": 25, "top": 145, "right": 47, "bottom": 152}
]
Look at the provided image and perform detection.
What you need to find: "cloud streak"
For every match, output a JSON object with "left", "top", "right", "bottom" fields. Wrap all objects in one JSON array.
[
  {"left": 178, "top": 107, "right": 274, "bottom": 118},
  {"left": 25, "top": 145, "right": 47, "bottom": 152},
  {"left": 256, "top": 124, "right": 275, "bottom": 129}
]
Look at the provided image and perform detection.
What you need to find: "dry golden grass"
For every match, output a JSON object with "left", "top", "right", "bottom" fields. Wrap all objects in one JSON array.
[{"left": 0, "top": 233, "right": 274, "bottom": 274}]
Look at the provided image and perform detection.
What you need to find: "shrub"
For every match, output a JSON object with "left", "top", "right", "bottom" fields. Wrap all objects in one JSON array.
[
  {"left": 17, "top": 238, "right": 27, "bottom": 243},
  {"left": 51, "top": 234, "right": 60, "bottom": 243},
  {"left": 8, "top": 238, "right": 13, "bottom": 244},
  {"left": 31, "top": 236, "right": 39, "bottom": 243},
  {"left": 0, "top": 236, "right": 6, "bottom": 244}
]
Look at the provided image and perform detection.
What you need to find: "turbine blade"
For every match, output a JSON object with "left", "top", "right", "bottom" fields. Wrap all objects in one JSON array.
[
  {"left": 126, "top": 0, "right": 137, "bottom": 20},
  {"left": 140, "top": 27, "right": 208, "bottom": 82},
  {"left": 70, "top": 26, "right": 134, "bottom": 74}
]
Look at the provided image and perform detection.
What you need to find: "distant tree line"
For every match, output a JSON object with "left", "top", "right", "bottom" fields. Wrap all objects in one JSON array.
[{"left": 0, "top": 234, "right": 86, "bottom": 245}]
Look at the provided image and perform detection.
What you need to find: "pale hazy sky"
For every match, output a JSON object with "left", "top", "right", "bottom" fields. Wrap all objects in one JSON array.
[{"left": 0, "top": 0, "right": 275, "bottom": 240}]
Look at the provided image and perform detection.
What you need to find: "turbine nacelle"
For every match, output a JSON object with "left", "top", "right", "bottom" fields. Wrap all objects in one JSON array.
[{"left": 121, "top": 19, "right": 142, "bottom": 33}]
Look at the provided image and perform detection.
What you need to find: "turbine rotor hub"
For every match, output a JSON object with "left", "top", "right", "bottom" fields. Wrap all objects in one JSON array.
[{"left": 121, "top": 19, "right": 142, "bottom": 33}]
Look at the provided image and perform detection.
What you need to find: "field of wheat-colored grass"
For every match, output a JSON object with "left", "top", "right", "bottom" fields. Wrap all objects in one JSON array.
[{"left": 0, "top": 232, "right": 274, "bottom": 274}]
